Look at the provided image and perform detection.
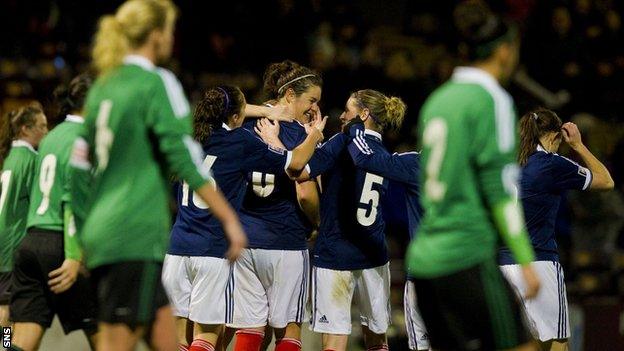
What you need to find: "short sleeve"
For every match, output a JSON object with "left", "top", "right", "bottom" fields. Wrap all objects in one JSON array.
[
  {"left": 241, "top": 130, "right": 291, "bottom": 174},
  {"left": 308, "top": 133, "right": 348, "bottom": 178},
  {"left": 549, "top": 154, "right": 592, "bottom": 191}
]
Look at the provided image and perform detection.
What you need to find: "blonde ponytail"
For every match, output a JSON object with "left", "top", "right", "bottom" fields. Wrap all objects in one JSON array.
[
  {"left": 91, "top": 0, "right": 178, "bottom": 76},
  {"left": 383, "top": 96, "right": 407, "bottom": 130},
  {"left": 352, "top": 89, "right": 407, "bottom": 131}
]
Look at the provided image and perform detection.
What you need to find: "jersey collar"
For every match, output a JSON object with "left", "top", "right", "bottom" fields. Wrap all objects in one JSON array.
[
  {"left": 123, "top": 55, "right": 155, "bottom": 71},
  {"left": 222, "top": 123, "right": 232, "bottom": 131},
  {"left": 451, "top": 66, "right": 500, "bottom": 89},
  {"left": 536, "top": 144, "right": 549, "bottom": 153},
  {"left": 65, "top": 114, "right": 84, "bottom": 124},
  {"left": 364, "top": 129, "right": 382, "bottom": 141},
  {"left": 11, "top": 139, "right": 36, "bottom": 153}
]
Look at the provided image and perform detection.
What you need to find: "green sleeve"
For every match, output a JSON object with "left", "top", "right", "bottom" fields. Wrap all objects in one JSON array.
[
  {"left": 67, "top": 136, "right": 93, "bottom": 236},
  {"left": 63, "top": 205, "right": 82, "bottom": 261},
  {"left": 474, "top": 95, "right": 535, "bottom": 265},
  {"left": 146, "top": 69, "right": 214, "bottom": 190}
]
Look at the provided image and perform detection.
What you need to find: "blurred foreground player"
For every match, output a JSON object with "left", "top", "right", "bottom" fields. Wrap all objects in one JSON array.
[{"left": 71, "top": 0, "right": 246, "bottom": 350}]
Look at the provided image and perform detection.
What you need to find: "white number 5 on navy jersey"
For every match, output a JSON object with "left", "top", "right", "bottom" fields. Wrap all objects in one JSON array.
[{"left": 357, "top": 173, "right": 384, "bottom": 226}]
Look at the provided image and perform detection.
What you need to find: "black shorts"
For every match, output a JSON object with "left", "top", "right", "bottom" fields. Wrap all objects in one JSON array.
[
  {"left": 90, "top": 261, "right": 169, "bottom": 329},
  {"left": 0, "top": 271, "right": 11, "bottom": 305},
  {"left": 413, "top": 259, "right": 532, "bottom": 350},
  {"left": 10, "top": 228, "right": 97, "bottom": 334}
]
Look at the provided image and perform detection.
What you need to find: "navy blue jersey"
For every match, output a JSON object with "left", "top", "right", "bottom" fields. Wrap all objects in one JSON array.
[
  {"left": 239, "top": 119, "right": 312, "bottom": 250},
  {"left": 309, "top": 129, "right": 392, "bottom": 270},
  {"left": 169, "top": 124, "right": 291, "bottom": 257},
  {"left": 498, "top": 146, "right": 591, "bottom": 264}
]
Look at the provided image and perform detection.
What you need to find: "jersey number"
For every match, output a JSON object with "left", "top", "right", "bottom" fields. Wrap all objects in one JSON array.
[
  {"left": 251, "top": 172, "right": 275, "bottom": 197},
  {"left": 36, "top": 154, "right": 57, "bottom": 215},
  {"left": 0, "top": 171, "right": 12, "bottom": 215},
  {"left": 423, "top": 118, "right": 448, "bottom": 202},
  {"left": 95, "top": 100, "right": 114, "bottom": 173},
  {"left": 181, "top": 155, "right": 217, "bottom": 209},
  {"left": 357, "top": 173, "right": 384, "bottom": 226}
]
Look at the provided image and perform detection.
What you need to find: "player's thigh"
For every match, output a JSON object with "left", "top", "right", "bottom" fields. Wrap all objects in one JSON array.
[
  {"left": 256, "top": 249, "right": 309, "bottom": 328},
  {"left": 188, "top": 256, "right": 233, "bottom": 325},
  {"left": 404, "top": 280, "right": 431, "bottom": 351},
  {"left": 56, "top": 268, "right": 98, "bottom": 335},
  {"left": 162, "top": 254, "right": 192, "bottom": 318},
  {"left": 310, "top": 266, "right": 355, "bottom": 335},
  {"left": 230, "top": 248, "right": 268, "bottom": 328},
  {"left": 90, "top": 261, "right": 169, "bottom": 330},
  {"left": 354, "top": 263, "right": 391, "bottom": 335}
]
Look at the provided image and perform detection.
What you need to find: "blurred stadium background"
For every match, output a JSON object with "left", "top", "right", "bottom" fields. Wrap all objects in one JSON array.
[{"left": 2, "top": 0, "right": 623, "bottom": 350}]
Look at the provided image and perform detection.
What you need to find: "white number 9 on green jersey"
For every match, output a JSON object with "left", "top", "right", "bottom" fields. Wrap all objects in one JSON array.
[
  {"left": 423, "top": 118, "right": 448, "bottom": 202},
  {"left": 181, "top": 155, "right": 217, "bottom": 209},
  {"left": 36, "top": 154, "right": 57, "bottom": 215}
]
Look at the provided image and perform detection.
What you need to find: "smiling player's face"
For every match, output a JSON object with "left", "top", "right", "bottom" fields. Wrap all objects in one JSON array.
[
  {"left": 289, "top": 85, "right": 321, "bottom": 123},
  {"left": 339, "top": 97, "right": 361, "bottom": 127}
]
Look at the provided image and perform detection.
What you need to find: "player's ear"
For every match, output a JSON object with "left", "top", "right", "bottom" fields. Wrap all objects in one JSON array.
[
  {"left": 285, "top": 88, "right": 296, "bottom": 104},
  {"left": 360, "top": 108, "right": 370, "bottom": 122}
]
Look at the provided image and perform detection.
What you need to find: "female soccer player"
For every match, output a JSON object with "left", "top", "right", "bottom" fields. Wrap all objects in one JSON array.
[
  {"left": 230, "top": 60, "right": 323, "bottom": 351},
  {"left": 10, "top": 75, "right": 99, "bottom": 351},
  {"left": 406, "top": 2, "right": 539, "bottom": 350},
  {"left": 286, "top": 89, "right": 406, "bottom": 351},
  {"left": 0, "top": 105, "right": 48, "bottom": 329},
  {"left": 162, "top": 85, "right": 326, "bottom": 351},
  {"left": 499, "top": 109, "right": 613, "bottom": 351},
  {"left": 72, "top": 1, "right": 245, "bottom": 350}
]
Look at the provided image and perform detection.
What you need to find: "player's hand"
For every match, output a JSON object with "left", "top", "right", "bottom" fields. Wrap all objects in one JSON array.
[
  {"left": 561, "top": 122, "right": 583, "bottom": 150},
  {"left": 342, "top": 115, "right": 365, "bottom": 135},
  {"left": 265, "top": 104, "right": 293, "bottom": 122},
  {"left": 521, "top": 264, "right": 541, "bottom": 299},
  {"left": 255, "top": 118, "right": 281, "bottom": 146},
  {"left": 305, "top": 106, "right": 328, "bottom": 137},
  {"left": 48, "top": 258, "right": 81, "bottom": 294},
  {"left": 224, "top": 221, "right": 247, "bottom": 262},
  {"left": 307, "top": 229, "right": 319, "bottom": 242}
]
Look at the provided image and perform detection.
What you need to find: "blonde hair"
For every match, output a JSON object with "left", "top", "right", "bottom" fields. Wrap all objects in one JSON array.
[
  {"left": 352, "top": 89, "right": 407, "bottom": 130},
  {"left": 92, "top": 0, "right": 178, "bottom": 75}
]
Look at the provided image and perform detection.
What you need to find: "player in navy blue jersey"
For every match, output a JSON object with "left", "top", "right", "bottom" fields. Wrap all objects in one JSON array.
[
  {"left": 499, "top": 109, "right": 613, "bottom": 351},
  {"left": 290, "top": 89, "right": 407, "bottom": 351},
  {"left": 228, "top": 60, "right": 325, "bottom": 351},
  {"left": 161, "top": 85, "right": 327, "bottom": 351},
  {"left": 343, "top": 123, "right": 430, "bottom": 350}
]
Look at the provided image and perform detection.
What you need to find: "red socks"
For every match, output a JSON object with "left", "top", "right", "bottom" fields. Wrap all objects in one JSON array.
[
  {"left": 179, "top": 344, "right": 189, "bottom": 351},
  {"left": 233, "top": 329, "right": 265, "bottom": 351},
  {"left": 189, "top": 339, "right": 215, "bottom": 351},
  {"left": 275, "top": 337, "right": 302, "bottom": 351}
]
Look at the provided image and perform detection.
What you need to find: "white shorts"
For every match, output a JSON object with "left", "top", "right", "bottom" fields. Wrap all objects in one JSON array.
[
  {"left": 162, "top": 254, "right": 234, "bottom": 324},
  {"left": 229, "top": 248, "right": 309, "bottom": 329},
  {"left": 404, "top": 281, "right": 431, "bottom": 351},
  {"left": 500, "top": 261, "right": 570, "bottom": 341},
  {"left": 310, "top": 263, "right": 391, "bottom": 335}
]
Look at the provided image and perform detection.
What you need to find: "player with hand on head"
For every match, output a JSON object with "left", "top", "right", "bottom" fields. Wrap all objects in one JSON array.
[
  {"left": 229, "top": 60, "right": 324, "bottom": 351},
  {"left": 70, "top": 1, "right": 246, "bottom": 350},
  {"left": 406, "top": 2, "right": 539, "bottom": 350},
  {"left": 499, "top": 109, "right": 613, "bottom": 351},
  {"left": 162, "top": 85, "right": 326, "bottom": 351},
  {"left": 9, "top": 75, "right": 99, "bottom": 351},
  {"left": 0, "top": 105, "right": 48, "bottom": 330}
]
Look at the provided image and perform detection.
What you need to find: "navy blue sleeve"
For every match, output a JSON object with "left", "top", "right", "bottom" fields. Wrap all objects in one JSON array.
[
  {"left": 240, "top": 129, "right": 290, "bottom": 174},
  {"left": 347, "top": 129, "right": 419, "bottom": 187},
  {"left": 308, "top": 133, "right": 348, "bottom": 178},
  {"left": 549, "top": 154, "right": 592, "bottom": 191}
]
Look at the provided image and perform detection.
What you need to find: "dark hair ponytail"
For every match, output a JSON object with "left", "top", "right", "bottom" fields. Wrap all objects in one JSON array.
[
  {"left": 53, "top": 73, "right": 93, "bottom": 119},
  {"left": 262, "top": 60, "right": 322, "bottom": 100},
  {"left": 193, "top": 86, "right": 245, "bottom": 144},
  {"left": 0, "top": 105, "right": 43, "bottom": 168},
  {"left": 518, "top": 108, "right": 562, "bottom": 166}
]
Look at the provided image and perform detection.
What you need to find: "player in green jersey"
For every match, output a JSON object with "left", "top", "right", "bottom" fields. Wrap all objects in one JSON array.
[
  {"left": 0, "top": 106, "right": 48, "bottom": 328},
  {"left": 72, "top": 0, "right": 250, "bottom": 350},
  {"left": 406, "top": 2, "right": 540, "bottom": 350},
  {"left": 10, "top": 75, "right": 99, "bottom": 351}
]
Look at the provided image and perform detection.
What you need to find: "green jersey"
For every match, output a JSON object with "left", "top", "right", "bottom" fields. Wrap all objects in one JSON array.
[
  {"left": 0, "top": 141, "right": 37, "bottom": 272},
  {"left": 407, "top": 67, "right": 534, "bottom": 278},
  {"left": 27, "top": 115, "right": 84, "bottom": 232},
  {"left": 73, "top": 55, "right": 212, "bottom": 269}
]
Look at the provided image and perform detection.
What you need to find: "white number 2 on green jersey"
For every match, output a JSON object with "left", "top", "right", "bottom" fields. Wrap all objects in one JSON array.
[
  {"left": 95, "top": 100, "right": 114, "bottom": 173},
  {"left": 357, "top": 173, "right": 384, "bottom": 226},
  {"left": 423, "top": 118, "right": 447, "bottom": 202},
  {"left": 181, "top": 155, "right": 217, "bottom": 209},
  {"left": 0, "top": 171, "right": 12, "bottom": 215},
  {"left": 36, "top": 154, "right": 57, "bottom": 215}
]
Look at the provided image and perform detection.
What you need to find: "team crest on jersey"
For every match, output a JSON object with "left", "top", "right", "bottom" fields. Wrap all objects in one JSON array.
[
  {"left": 69, "top": 137, "right": 92, "bottom": 170},
  {"left": 578, "top": 166, "right": 588, "bottom": 177},
  {"left": 268, "top": 144, "right": 285, "bottom": 155}
]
